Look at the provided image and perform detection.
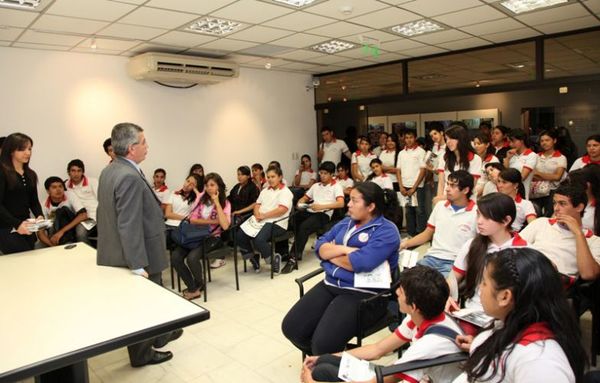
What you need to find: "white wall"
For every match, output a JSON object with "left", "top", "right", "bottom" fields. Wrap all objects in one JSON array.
[{"left": 0, "top": 47, "right": 317, "bottom": 195}]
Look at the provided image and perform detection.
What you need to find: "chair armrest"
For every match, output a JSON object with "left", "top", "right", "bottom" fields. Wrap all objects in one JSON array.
[
  {"left": 294, "top": 267, "right": 324, "bottom": 297},
  {"left": 374, "top": 352, "right": 468, "bottom": 383}
]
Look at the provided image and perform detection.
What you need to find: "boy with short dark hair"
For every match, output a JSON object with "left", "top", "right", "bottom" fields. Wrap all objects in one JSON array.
[
  {"left": 397, "top": 129, "right": 427, "bottom": 237},
  {"left": 66, "top": 159, "right": 98, "bottom": 243}
]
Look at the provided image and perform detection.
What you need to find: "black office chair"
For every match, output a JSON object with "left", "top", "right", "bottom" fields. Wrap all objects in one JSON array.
[{"left": 374, "top": 352, "right": 468, "bottom": 383}]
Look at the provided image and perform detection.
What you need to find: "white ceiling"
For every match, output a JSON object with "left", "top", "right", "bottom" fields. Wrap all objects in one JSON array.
[{"left": 0, "top": 0, "right": 598, "bottom": 74}]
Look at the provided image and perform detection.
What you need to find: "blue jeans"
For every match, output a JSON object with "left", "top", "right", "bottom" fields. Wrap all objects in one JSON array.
[
  {"left": 417, "top": 255, "right": 454, "bottom": 277},
  {"left": 405, "top": 187, "right": 427, "bottom": 237}
]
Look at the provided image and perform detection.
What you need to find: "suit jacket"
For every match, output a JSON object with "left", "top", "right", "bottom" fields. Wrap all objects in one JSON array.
[{"left": 96, "top": 156, "right": 167, "bottom": 275}]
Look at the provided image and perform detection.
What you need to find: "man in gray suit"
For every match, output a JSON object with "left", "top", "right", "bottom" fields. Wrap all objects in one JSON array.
[{"left": 97, "top": 122, "right": 182, "bottom": 367}]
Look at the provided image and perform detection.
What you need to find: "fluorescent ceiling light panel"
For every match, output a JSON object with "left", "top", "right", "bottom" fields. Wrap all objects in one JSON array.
[
  {"left": 499, "top": 0, "right": 568, "bottom": 14},
  {"left": 391, "top": 20, "right": 444, "bottom": 37},
  {"left": 186, "top": 17, "right": 243, "bottom": 36},
  {"left": 271, "top": 0, "right": 317, "bottom": 7},
  {"left": 312, "top": 39, "right": 355, "bottom": 54},
  {"left": 0, "top": 0, "right": 40, "bottom": 10}
]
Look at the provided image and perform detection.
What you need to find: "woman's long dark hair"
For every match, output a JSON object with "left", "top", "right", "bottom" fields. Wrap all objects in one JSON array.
[
  {"left": 188, "top": 163, "right": 205, "bottom": 192},
  {"left": 464, "top": 248, "right": 586, "bottom": 382},
  {"left": 444, "top": 123, "right": 473, "bottom": 172},
  {"left": 176, "top": 174, "right": 202, "bottom": 204},
  {"left": 461, "top": 193, "right": 515, "bottom": 301},
  {"left": 200, "top": 172, "right": 227, "bottom": 207},
  {"left": 570, "top": 164, "right": 600, "bottom": 235},
  {"left": 474, "top": 132, "right": 495, "bottom": 157},
  {"left": 353, "top": 182, "right": 399, "bottom": 222},
  {"left": 498, "top": 168, "right": 525, "bottom": 198},
  {"left": 366, "top": 158, "right": 382, "bottom": 181},
  {"left": 0, "top": 133, "right": 37, "bottom": 189}
]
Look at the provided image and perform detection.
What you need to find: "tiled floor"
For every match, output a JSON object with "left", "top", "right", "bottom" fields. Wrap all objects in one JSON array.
[{"left": 18, "top": 239, "right": 597, "bottom": 382}]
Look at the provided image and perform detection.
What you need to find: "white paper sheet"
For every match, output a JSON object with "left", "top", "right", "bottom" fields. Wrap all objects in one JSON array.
[{"left": 354, "top": 261, "right": 391, "bottom": 289}]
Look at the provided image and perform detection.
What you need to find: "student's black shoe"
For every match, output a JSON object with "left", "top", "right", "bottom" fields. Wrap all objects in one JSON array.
[
  {"left": 272, "top": 253, "right": 281, "bottom": 274},
  {"left": 132, "top": 351, "right": 173, "bottom": 367},
  {"left": 280, "top": 258, "right": 298, "bottom": 274},
  {"left": 250, "top": 254, "right": 261, "bottom": 273}
]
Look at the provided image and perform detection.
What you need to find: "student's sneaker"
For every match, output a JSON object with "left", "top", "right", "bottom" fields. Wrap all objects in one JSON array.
[
  {"left": 272, "top": 253, "right": 281, "bottom": 275},
  {"left": 249, "top": 254, "right": 260, "bottom": 273},
  {"left": 210, "top": 259, "right": 226, "bottom": 269},
  {"left": 280, "top": 257, "right": 298, "bottom": 274}
]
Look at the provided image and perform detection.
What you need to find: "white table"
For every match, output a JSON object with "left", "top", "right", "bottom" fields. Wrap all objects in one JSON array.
[{"left": 0, "top": 243, "right": 209, "bottom": 382}]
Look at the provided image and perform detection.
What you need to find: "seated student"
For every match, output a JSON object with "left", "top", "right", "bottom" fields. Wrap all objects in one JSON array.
[
  {"left": 351, "top": 136, "right": 376, "bottom": 182},
  {"left": 251, "top": 163, "right": 266, "bottom": 190},
  {"left": 481, "top": 162, "right": 504, "bottom": 196},
  {"left": 490, "top": 125, "right": 510, "bottom": 164},
  {"left": 282, "top": 182, "right": 400, "bottom": 356},
  {"left": 171, "top": 173, "right": 231, "bottom": 300},
  {"left": 152, "top": 168, "right": 169, "bottom": 206},
  {"left": 292, "top": 154, "right": 317, "bottom": 191},
  {"left": 65, "top": 159, "right": 98, "bottom": 243},
  {"left": 531, "top": 129, "right": 567, "bottom": 216},
  {"left": 398, "top": 129, "right": 427, "bottom": 237},
  {"left": 164, "top": 174, "right": 202, "bottom": 232},
  {"left": 503, "top": 128, "right": 537, "bottom": 199},
  {"left": 519, "top": 181, "right": 600, "bottom": 280},
  {"left": 570, "top": 134, "right": 600, "bottom": 171},
  {"left": 472, "top": 132, "right": 500, "bottom": 198},
  {"left": 449, "top": 193, "right": 526, "bottom": 314},
  {"left": 228, "top": 165, "right": 260, "bottom": 219},
  {"left": 262, "top": 160, "right": 288, "bottom": 189},
  {"left": 102, "top": 137, "right": 115, "bottom": 163},
  {"left": 455, "top": 248, "right": 586, "bottom": 383},
  {"left": 335, "top": 162, "right": 354, "bottom": 196},
  {"left": 496, "top": 168, "right": 536, "bottom": 232},
  {"left": 401, "top": 170, "right": 478, "bottom": 276},
  {"left": 37, "top": 177, "right": 88, "bottom": 247},
  {"left": 281, "top": 161, "right": 344, "bottom": 274},
  {"left": 569, "top": 165, "right": 599, "bottom": 234},
  {"left": 366, "top": 159, "right": 393, "bottom": 190},
  {"left": 301, "top": 265, "right": 464, "bottom": 383},
  {"left": 238, "top": 165, "right": 293, "bottom": 274}
]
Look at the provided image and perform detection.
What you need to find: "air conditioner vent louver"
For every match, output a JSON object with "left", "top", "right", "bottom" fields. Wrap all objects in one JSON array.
[{"left": 128, "top": 53, "right": 239, "bottom": 85}]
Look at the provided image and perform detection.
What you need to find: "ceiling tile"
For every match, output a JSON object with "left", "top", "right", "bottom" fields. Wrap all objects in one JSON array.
[
  {"left": 583, "top": 0, "right": 600, "bottom": 13},
  {"left": 246, "top": 57, "right": 288, "bottom": 67},
  {"left": 380, "top": 38, "right": 426, "bottom": 52},
  {"left": 379, "top": 0, "right": 418, "bottom": 4},
  {"left": 125, "top": 42, "right": 185, "bottom": 55},
  {"left": 178, "top": 47, "right": 229, "bottom": 57},
  {"left": 481, "top": 27, "right": 541, "bottom": 43},
  {"left": 228, "top": 25, "right": 294, "bottom": 43},
  {"left": 46, "top": 0, "right": 136, "bottom": 22},
  {"left": 112, "top": 0, "right": 147, "bottom": 4},
  {"left": 13, "top": 42, "right": 71, "bottom": 51},
  {"left": 119, "top": 7, "right": 198, "bottom": 29},
  {"left": 307, "top": 54, "right": 351, "bottom": 65},
  {"left": 402, "top": 45, "right": 448, "bottom": 57},
  {"left": 77, "top": 37, "right": 141, "bottom": 51},
  {"left": 348, "top": 7, "right": 420, "bottom": 28},
  {"left": 198, "top": 38, "right": 258, "bottom": 51},
  {"left": 278, "top": 61, "right": 319, "bottom": 70},
  {"left": 225, "top": 53, "right": 263, "bottom": 63},
  {"left": 145, "top": 0, "right": 237, "bottom": 14},
  {"left": 460, "top": 18, "right": 524, "bottom": 35},
  {"left": 399, "top": 0, "right": 484, "bottom": 17},
  {"left": 151, "top": 31, "right": 217, "bottom": 47},
  {"left": 336, "top": 59, "right": 376, "bottom": 68},
  {"left": 71, "top": 47, "right": 124, "bottom": 55},
  {"left": 263, "top": 11, "right": 336, "bottom": 32},
  {"left": 337, "top": 47, "right": 380, "bottom": 59},
  {"left": 344, "top": 30, "right": 401, "bottom": 44},
  {"left": 307, "top": 21, "right": 372, "bottom": 38},
  {"left": 98, "top": 23, "right": 167, "bottom": 40},
  {"left": 0, "top": 8, "right": 39, "bottom": 28},
  {"left": 238, "top": 44, "right": 293, "bottom": 55},
  {"left": 436, "top": 36, "right": 491, "bottom": 50},
  {"left": 31, "top": 15, "right": 109, "bottom": 35},
  {"left": 269, "top": 32, "right": 328, "bottom": 48},
  {"left": 212, "top": 0, "right": 294, "bottom": 24},
  {"left": 0, "top": 27, "right": 23, "bottom": 41},
  {"left": 534, "top": 15, "right": 600, "bottom": 34},
  {"left": 432, "top": 5, "right": 506, "bottom": 28},
  {"left": 18, "top": 30, "right": 85, "bottom": 46},
  {"left": 515, "top": 3, "right": 590, "bottom": 25},
  {"left": 373, "top": 51, "right": 410, "bottom": 62},
  {"left": 411, "top": 29, "right": 472, "bottom": 44},
  {"left": 274, "top": 49, "right": 325, "bottom": 60},
  {"left": 304, "top": 0, "right": 388, "bottom": 20},
  {"left": 0, "top": 41, "right": 11, "bottom": 46}
]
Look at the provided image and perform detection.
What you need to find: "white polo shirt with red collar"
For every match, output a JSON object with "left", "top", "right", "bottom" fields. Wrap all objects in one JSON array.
[
  {"left": 570, "top": 154, "right": 600, "bottom": 172},
  {"left": 42, "top": 190, "right": 86, "bottom": 220},
  {"left": 295, "top": 168, "right": 317, "bottom": 186},
  {"left": 430, "top": 143, "right": 446, "bottom": 183},
  {"left": 321, "top": 138, "right": 349, "bottom": 165},
  {"left": 256, "top": 183, "right": 294, "bottom": 230},
  {"left": 398, "top": 145, "right": 427, "bottom": 188},
  {"left": 519, "top": 217, "right": 600, "bottom": 276},
  {"left": 508, "top": 148, "right": 537, "bottom": 199},
  {"left": 66, "top": 175, "right": 98, "bottom": 220},
  {"left": 426, "top": 200, "right": 478, "bottom": 261},
  {"left": 477, "top": 153, "right": 499, "bottom": 190},
  {"left": 335, "top": 175, "right": 354, "bottom": 191},
  {"left": 393, "top": 313, "right": 463, "bottom": 383},
  {"left": 304, "top": 180, "right": 344, "bottom": 218},
  {"left": 378, "top": 149, "right": 398, "bottom": 183},
  {"left": 351, "top": 150, "right": 377, "bottom": 179},
  {"left": 512, "top": 194, "right": 537, "bottom": 232},
  {"left": 153, "top": 184, "right": 170, "bottom": 204},
  {"left": 583, "top": 200, "right": 596, "bottom": 233},
  {"left": 453, "top": 234, "right": 528, "bottom": 310},
  {"left": 536, "top": 150, "right": 567, "bottom": 176},
  {"left": 370, "top": 174, "right": 394, "bottom": 190},
  {"left": 437, "top": 151, "right": 482, "bottom": 189}
]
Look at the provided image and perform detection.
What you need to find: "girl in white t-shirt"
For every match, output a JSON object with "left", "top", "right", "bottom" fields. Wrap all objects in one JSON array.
[
  {"left": 164, "top": 174, "right": 202, "bottom": 229},
  {"left": 367, "top": 158, "right": 394, "bottom": 190},
  {"left": 481, "top": 162, "right": 503, "bottom": 196},
  {"left": 351, "top": 136, "right": 376, "bottom": 182},
  {"left": 497, "top": 168, "right": 537, "bottom": 232},
  {"left": 455, "top": 247, "right": 585, "bottom": 383},
  {"left": 531, "top": 129, "right": 568, "bottom": 216},
  {"left": 378, "top": 134, "right": 401, "bottom": 190},
  {"left": 472, "top": 132, "right": 499, "bottom": 198}
]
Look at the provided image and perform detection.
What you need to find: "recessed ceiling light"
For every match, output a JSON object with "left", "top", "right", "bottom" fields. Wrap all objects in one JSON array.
[
  {"left": 312, "top": 39, "right": 355, "bottom": 54},
  {"left": 0, "top": 0, "right": 40, "bottom": 10},
  {"left": 271, "top": 0, "right": 318, "bottom": 7},
  {"left": 506, "top": 62, "right": 527, "bottom": 69},
  {"left": 186, "top": 17, "right": 243, "bottom": 36},
  {"left": 390, "top": 20, "right": 444, "bottom": 37},
  {"left": 499, "top": 0, "right": 568, "bottom": 14}
]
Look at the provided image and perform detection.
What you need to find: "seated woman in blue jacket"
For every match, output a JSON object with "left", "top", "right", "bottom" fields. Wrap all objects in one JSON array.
[{"left": 282, "top": 181, "right": 401, "bottom": 356}]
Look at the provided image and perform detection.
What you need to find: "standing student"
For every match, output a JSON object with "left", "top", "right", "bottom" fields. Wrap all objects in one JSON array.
[
  {"left": 496, "top": 168, "right": 536, "bottom": 232},
  {"left": 378, "top": 133, "right": 401, "bottom": 191},
  {"left": 367, "top": 159, "right": 393, "bottom": 190},
  {"left": 456, "top": 248, "right": 586, "bottom": 383},
  {"left": 397, "top": 129, "right": 427, "bottom": 237},
  {"left": 103, "top": 137, "right": 115, "bottom": 162},
  {"left": 318, "top": 127, "right": 352, "bottom": 165},
  {"left": 490, "top": 125, "right": 510, "bottom": 163},
  {"left": 251, "top": 163, "right": 266, "bottom": 190},
  {"left": 570, "top": 134, "right": 600, "bottom": 171},
  {"left": 436, "top": 123, "right": 482, "bottom": 203},
  {"left": 372, "top": 131, "right": 388, "bottom": 157},
  {"left": 504, "top": 128, "right": 537, "bottom": 199},
  {"left": 238, "top": 166, "right": 293, "bottom": 274},
  {"left": 0, "top": 133, "right": 43, "bottom": 254},
  {"left": 152, "top": 168, "right": 169, "bottom": 204},
  {"left": 531, "top": 129, "right": 567, "bottom": 216},
  {"left": 472, "top": 132, "right": 499, "bottom": 198},
  {"left": 351, "top": 136, "right": 376, "bottom": 182},
  {"left": 427, "top": 124, "right": 446, "bottom": 194}
]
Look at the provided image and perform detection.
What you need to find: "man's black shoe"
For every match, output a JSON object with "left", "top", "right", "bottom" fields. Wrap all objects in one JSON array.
[{"left": 132, "top": 351, "right": 173, "bottom": 367}]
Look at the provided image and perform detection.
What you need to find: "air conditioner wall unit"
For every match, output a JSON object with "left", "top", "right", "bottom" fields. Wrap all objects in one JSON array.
[{"left": 127, "top": 52, "right": 240, "bottom": 85}]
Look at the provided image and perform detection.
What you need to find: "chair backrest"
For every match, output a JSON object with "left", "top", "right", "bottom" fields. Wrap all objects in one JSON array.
[{"left": 374, "top": 352, "right": 468, "bottom": 383}]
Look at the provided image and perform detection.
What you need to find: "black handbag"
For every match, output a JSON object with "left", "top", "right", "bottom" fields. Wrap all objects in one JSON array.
[{"left": 170, "top": 218, "right": 210, "bottom": 249}]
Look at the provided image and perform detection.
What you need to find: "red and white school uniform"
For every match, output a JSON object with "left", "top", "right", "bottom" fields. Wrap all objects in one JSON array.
[
  {"left": 370, "top": 174, "right": 394, "bottom": 190},
  {"left": 508, "top": 149, "right": 537, "bottom": 199},
  {"left": 476, "top": 153, "right": 499, "bottom": 192},
  {"left": 255, "top": 183, "right": 294, "bottom": 230},
  {"left": 305, "top": 180, "right": 344, "bottom": 218},
  {"left": 42, "top": 191, "right": 85, "bottom": 220},
  {"left": 437, "top": 152, "right": 482, "bottom": 193},
  {"left": 66, "top": 175, "right": 98, "bottom": 221},
  {"left": 398, "top": 145, "right": 427, "bottom": 188},
  {"left": 430, "top": 143, "right": 446, "bottom": 183},
  {"left": 570, "top": 154, "right": 600, "bottom": 172},
  {"left": 520, "top": 217, "right": 600, "bottom": 276},
  {"left": 165, "top": 190, "right": 200, "bottom": 227},
  {"left": 335, "top": 175, "right": 354, "bottom": 191},
  {"left": 153, "top": 184, "right": 170, "bottom": 204},
  {"left": 321, "top": 138, "right": 349, "bottom": 165},
  {"left": 189, "top": 199, "right": 231, "bottom": 236},
  {"left": 452, "top": 234, "right": 528, "bottom": 310},
  {"left": 263, "top": 178, "right": 287, "bottom": 189},
  {"left": 378, "top": 149, "right": 399, "bottom": 183},
  {"left": 294, "top": 168, "right": 317, "bottom": 186},
  {"left": 512, "top": 194, "right": 537, "bottom": 232},
  {"left": 393, "top": 313, "right": 464, "bottom": 383},
  {"left": 582, "top": 200, "right": 596, "bottom": 233},
  {"left": 426, "top": 200, "right": 478, "bottom": 262},
  {"left": 351, "top": 150, "right": 377, "bottom": 179}
]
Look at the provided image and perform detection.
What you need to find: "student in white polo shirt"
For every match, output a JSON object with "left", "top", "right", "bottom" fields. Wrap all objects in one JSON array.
[
  {"left": 65, "top": 159, "right": 98, "bottom": 244},
  {"left": 318, "top": 127, "right": 352, "bottom": 165},
  {"left": 531, "top": 129, "right": 567, "bottom": 216},
  {"left": 472, "top": 132, "right": 499, "bottom": 198},
  {"left": 398, "top": 129, "right": 427, "bottom": 237},
  {"left": 335, "top": 162, "right": 354, "bottom": 196},
  {"left": 351, "top": 136, "right": 377, "bottom": 182},
  {"left": 570, "top": 134, "right": 600, "bottom": 172},
  {"left": 366, "top": 159, "right": 393, "bottom": 190},
  {"left": 568, "top": 164, "right": 599, "bottom": 234},
  {"left": 293, "top": 154, "right": 317, "bottom": 191},
  {"left": 455, "top": 248, "right": 585, "bottom": 383},
  {"left": 402, "top": 170, "right": 478, "bottom": 276},
  {"left": 239, "top": 165, "right": 293, "bottom": 274},
  {"left": 281, "top": 161, "right": 344, "bottom": 274},
  {"left": 503, "top": 128, "right": 537, "bottom": 199},
  {"left": 519, "top": 181, "right": 600, "bottom": 280},
  {"left": 152, "top": 168, "right": 169, "bottom": 204},
  {"left": 496, "top": 168, "right": 537, "bottom": 232}
]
